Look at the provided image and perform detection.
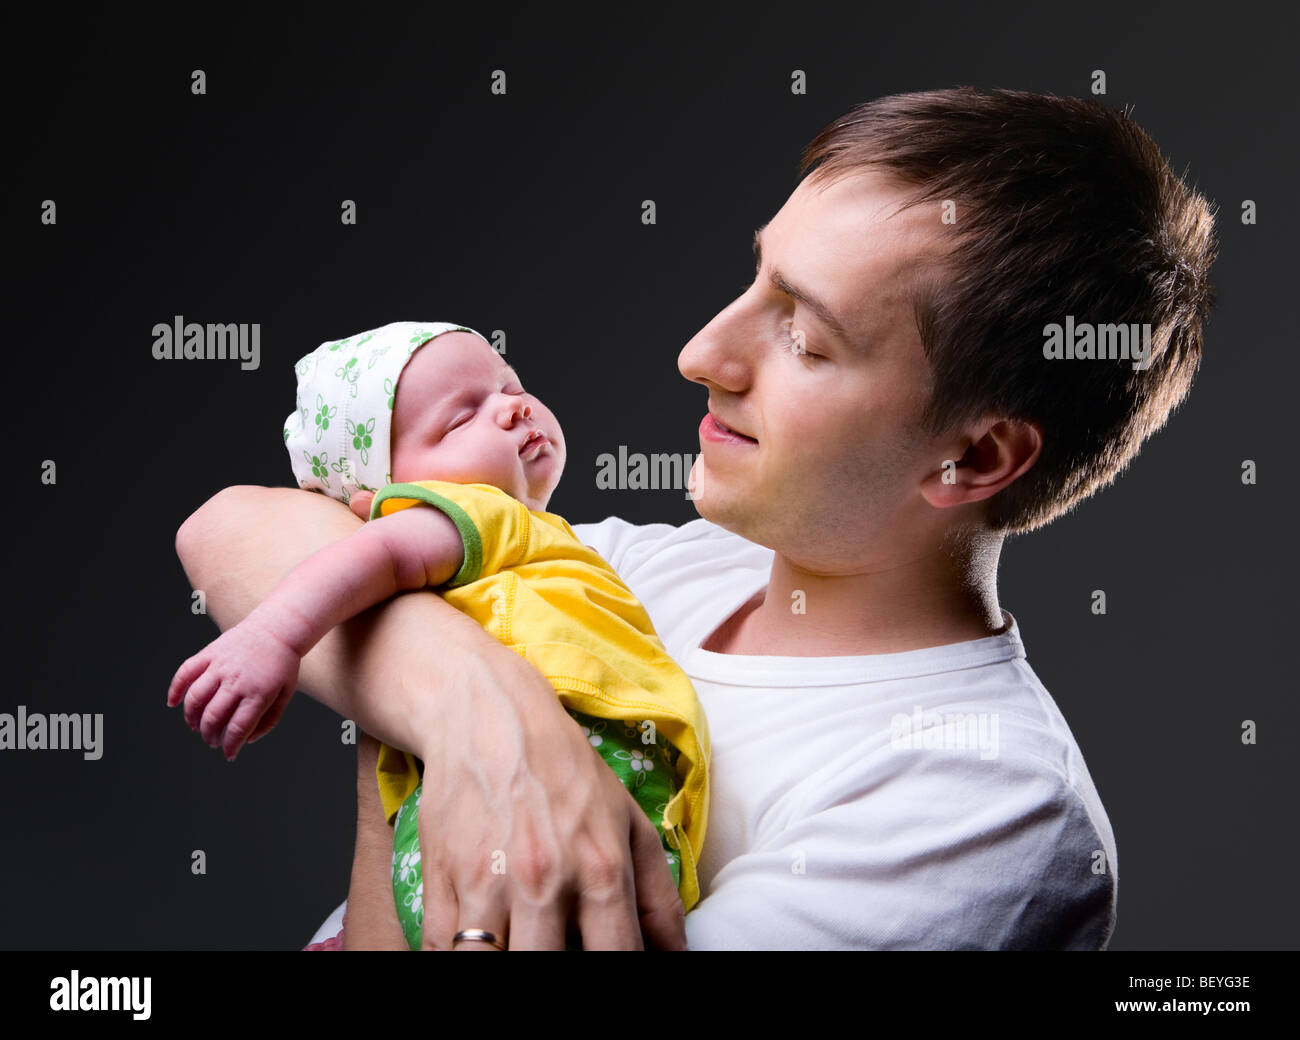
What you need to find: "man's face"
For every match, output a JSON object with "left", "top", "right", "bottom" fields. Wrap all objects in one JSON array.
[
  {"left": 678, "top": 170, "right": 951, "bottom": 570},
  {"left": 390, "top": 332, "right": 565, "bottom": 511}
]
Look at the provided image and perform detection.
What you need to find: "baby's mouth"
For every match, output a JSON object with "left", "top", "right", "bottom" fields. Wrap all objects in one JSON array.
[{"left": 520, "top": 430, "right": 549, "bottom": 457}]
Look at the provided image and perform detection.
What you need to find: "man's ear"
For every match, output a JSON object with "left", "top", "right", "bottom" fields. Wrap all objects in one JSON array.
[{"left": 919, "top": 417, "right": 1042, "bottom": 509}]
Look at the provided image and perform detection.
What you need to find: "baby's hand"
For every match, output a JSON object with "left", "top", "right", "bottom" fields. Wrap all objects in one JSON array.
[
  {"left": 166, "top": 617, "right": 302, "bottom": 761},
  {"left": 349, "top": 491, "right": 375, "bottom": 521}
]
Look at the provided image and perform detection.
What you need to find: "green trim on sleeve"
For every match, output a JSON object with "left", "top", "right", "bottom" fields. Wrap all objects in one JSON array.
[{"left": 368, "top": 482, "right": 484, "bottom": 587}]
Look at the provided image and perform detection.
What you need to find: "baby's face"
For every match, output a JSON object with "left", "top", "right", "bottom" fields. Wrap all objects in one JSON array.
[{"left": 390, "top": 332, "right": 565, "bottom": 511}]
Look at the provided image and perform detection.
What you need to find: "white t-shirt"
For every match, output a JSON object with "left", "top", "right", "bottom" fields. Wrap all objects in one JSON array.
[
  {"left": 567, "top": 513, "right": 1119, "bottom": 951},
  {"left": 310, "top": 514, "right": 1118, "bottom": 951}
]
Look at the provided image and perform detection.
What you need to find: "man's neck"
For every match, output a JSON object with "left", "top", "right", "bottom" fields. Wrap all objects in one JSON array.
[{"left": 703, "top": 531, "right": 1008, "bottom": 657}]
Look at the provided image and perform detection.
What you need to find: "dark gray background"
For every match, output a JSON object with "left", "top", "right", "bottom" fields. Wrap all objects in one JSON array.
[{"left": 4, "top": 1, "right": 1295, "bottom": 949}]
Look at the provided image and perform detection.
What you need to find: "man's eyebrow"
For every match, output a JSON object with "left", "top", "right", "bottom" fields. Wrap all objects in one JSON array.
[{"left": 753, "top": 225, "right": 855, "bottom": 345}]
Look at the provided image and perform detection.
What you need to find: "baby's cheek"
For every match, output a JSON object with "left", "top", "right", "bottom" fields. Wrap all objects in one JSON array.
[{"left": 388, "top": 435, "right": 422, "bottom": 480}]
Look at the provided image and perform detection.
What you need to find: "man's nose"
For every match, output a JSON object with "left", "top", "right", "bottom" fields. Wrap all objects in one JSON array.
[{"left": 678, "top": 292, "right": 756, "bottom": 391}]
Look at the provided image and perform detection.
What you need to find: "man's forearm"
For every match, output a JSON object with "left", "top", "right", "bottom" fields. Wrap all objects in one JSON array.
[
  {"left": 343, "top": 732, "right": 409, "bottom": 950},
  {"left": 174, "top": 485, "right": 514, "bottom": 755}
]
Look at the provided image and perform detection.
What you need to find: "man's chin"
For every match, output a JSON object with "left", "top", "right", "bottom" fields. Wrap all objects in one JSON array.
[{"left": 688, "top": 473, "right": 757, "bottom": 538}]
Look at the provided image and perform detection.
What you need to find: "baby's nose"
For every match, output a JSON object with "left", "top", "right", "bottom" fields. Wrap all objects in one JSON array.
[{"left": 501, "top": 398, "right": 530, "bottom": 425}]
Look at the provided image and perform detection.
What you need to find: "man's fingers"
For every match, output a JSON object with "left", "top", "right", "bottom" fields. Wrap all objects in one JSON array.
[
  {"left": 629, "top": 812, "right": 689, "bottom": 951},
  {"left": 505, "top": 902, "right": 569, "bottom": 951},
  {"left": 637, "top": 884, "right": 689, "bottom": 951},
  {"left": 572, "top": 882, "right": 645, "bottom": 950},
  {"left": 445, "top": 859, "right": 512, "bottom": 951},
  {"left": 420, "top": 869, "right": 459, "bottom": 951},
  {"left": 570, "top": 834, "right": 645, "bottom": 950}
]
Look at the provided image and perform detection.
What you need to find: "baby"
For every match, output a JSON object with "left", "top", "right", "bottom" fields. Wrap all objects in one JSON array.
[{"left": 167, "top": 321, "right": 710, "bottom": 949}]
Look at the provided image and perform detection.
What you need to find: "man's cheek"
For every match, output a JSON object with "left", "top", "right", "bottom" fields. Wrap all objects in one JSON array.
[{"left": 784, "top": 420, "right": 836, "bottom": 470}]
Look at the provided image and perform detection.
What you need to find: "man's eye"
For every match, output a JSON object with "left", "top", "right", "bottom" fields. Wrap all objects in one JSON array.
[
  {"left": 448, "top": 412, "right": 473, "bottom": 430},
  {"left": 781, "top": 320, "right": 819, "bottom": 359}
]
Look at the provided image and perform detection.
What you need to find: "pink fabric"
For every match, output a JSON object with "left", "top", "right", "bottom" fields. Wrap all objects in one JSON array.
[
  {"left": 303, "top": 929, "right": 344, "bottom": 951},
  {"left": 302, "top": 912, "right": 347, "bottom": 951}
]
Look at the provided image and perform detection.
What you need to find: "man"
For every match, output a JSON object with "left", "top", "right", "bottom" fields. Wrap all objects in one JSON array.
[{"left": 175, "top": 86, "right": 1217, "bottom": 950}]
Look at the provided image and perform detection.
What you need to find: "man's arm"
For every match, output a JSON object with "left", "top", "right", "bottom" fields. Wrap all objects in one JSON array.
[
  {"left": 342, "top": 731, "right": 408, "bottom": 950},
  {"left": 175, "top": 485, "right": 482, "bottom": 750},
  {"left": 167, "top": 504, "right": 465, "bottom": 759},
  {"left": 237, "top": 503, "right": 465, "bottom": 661},
  {"left": 174, "top": 485, "right": 688, "bottom": 950}
]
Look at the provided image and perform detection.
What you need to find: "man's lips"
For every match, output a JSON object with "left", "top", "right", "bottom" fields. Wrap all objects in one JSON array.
[{"left": 701, "top": 412, "right": 758, "bottom": 444}]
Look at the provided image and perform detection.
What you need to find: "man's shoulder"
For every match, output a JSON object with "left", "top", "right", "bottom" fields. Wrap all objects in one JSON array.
[
  {"left": 758, "top": 645, "right": 1117, "bottom": 948},
  {"left": 789, "top": 718, "right": 1118, "bottom": 948},
  {"left": 569, "top": 513, "right": 769, "bottom": 579},
  {"left": 905, "top": 650, "right": 1119, "bottom": 894},
  {"left": 695, "top": 706, "right": 1118, "bottom": 949}
]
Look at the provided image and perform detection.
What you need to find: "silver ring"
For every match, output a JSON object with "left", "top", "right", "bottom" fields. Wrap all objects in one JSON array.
[{"left": 453, "top": 928, "right": 506, "bottom": 950}]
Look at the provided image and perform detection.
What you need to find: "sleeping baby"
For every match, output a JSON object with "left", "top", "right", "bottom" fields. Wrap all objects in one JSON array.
[{"left": 166, "top": 321, "right": 710, "bottom": 949}]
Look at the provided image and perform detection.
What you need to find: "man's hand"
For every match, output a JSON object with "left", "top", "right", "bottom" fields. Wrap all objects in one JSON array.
[
  {"left": 411, "top": 646, "right": 688, "bottom": 951},
  {"left": 166, "top": 615, "right": 301, "bottom": 761}
]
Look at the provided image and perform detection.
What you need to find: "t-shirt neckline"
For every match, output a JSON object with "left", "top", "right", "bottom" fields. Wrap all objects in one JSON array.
[{"left": 681, "top": 573, "right": 1027, "bottom": 687}]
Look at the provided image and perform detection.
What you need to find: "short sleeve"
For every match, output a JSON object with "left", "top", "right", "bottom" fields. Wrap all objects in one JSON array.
[
  {"left": 683, "top": 747, "right": 1116, "bottom": 951},
  {"left": 370, "top": 480, "right": 532, "bottom": 587}
]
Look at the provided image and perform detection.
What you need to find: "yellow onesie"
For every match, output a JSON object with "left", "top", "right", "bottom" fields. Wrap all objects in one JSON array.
[{"left": 367, "top": 479, "right": 710, "bottom": 916}]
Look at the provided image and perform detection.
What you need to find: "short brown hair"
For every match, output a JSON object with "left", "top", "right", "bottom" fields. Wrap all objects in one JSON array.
[{"left": 799, "top": 86, "right": 1219, "bottom": 533}]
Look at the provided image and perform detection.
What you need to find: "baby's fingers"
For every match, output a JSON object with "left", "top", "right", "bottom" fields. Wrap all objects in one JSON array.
[
  {"left": 221, "top": 697, "right": 269, "bottom": 762},
  {"left": 199, "top": 685, "right": 244, "bottom": 748},
  {"left": 348, "top": 490, "right": 375, "bottom": 521},
  {"left": 167, "top": 655, "right": 209, "bottom": 707},
  {"left": 182, "top": 669, "right": 221, "bottom": 731},
  {"left": 248, "top": 685, "right": 293, "bottom": 744}
]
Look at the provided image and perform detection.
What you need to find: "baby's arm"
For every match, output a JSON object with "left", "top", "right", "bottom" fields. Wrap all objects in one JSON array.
[{"left": 167, "top": 502, "right": 465, "bottom": 760}]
